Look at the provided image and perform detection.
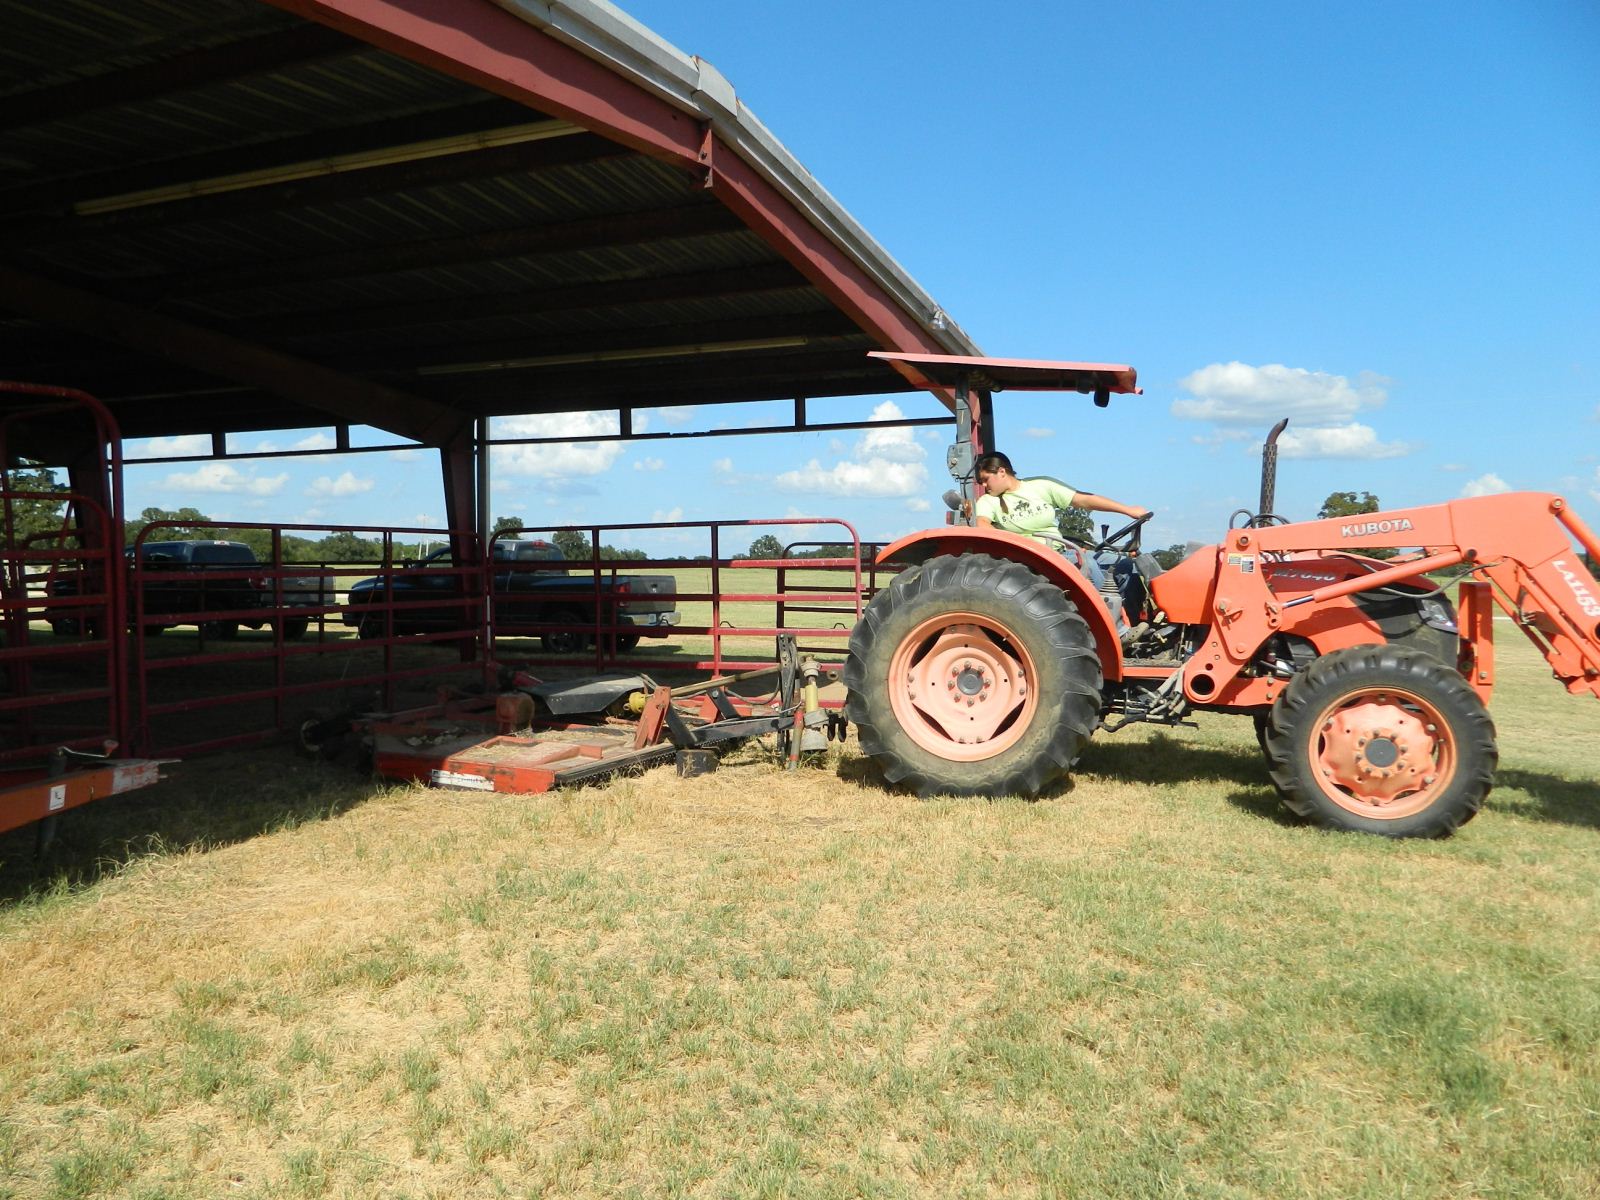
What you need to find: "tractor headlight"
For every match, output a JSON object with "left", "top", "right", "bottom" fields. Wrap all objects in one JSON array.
[{"left": 1416, "top": 595, "right": 1458, "bottom": 634}]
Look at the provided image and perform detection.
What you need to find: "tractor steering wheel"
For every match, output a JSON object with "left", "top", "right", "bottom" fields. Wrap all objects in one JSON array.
[{"left": 1089, "top": 511, "right": 1155, "bottom": 555}]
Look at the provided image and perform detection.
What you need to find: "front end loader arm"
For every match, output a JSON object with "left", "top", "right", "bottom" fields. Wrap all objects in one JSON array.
[{"left": 1186, "top": 492, "right": 1600, "bottom": 702}]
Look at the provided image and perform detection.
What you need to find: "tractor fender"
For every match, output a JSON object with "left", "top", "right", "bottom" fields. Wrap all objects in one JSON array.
[{"left": 875, "top": 527, "right": 1124, "bottom": 680}]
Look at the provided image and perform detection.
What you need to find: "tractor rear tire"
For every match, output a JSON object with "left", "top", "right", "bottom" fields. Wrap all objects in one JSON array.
[
  {"left": 1263, "top": 645, "right": 1496, "bottom": 838},
  {"left": 843, "top": 554, "right": 1102, "bottom": 798}
]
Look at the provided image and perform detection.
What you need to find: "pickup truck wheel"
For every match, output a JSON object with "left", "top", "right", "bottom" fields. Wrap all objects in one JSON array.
[
  {"left": 842, "top": 554, "right": 1102, "bottom": 798},
  {"left": 540, "top": 610, "right": 590, "bottom": 655},
  {"left": 615, "top": 635, "right": 641, "bottom": 652},
  {"left": 50, "top": 618, "right": 80, "bottom": 637},
  {"left": 141, "top": 624, "right": 168, "bottom": 636},
  {"left": 200, "top": 619, "right": 239, "bottom": 640},
  {"left": 282, "top": 617, "right": 309, "bottom": 641},
  {"left": 1263, "top": 645, "right": 1496, "bottom": 838}
]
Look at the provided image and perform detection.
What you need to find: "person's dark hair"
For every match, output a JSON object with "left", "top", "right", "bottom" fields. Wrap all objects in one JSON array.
[{"left": 975, "top": 452, "right": 1014, "bottom": 476}]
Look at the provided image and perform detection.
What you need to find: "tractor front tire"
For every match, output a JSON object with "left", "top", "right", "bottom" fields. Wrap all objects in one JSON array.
[
  {"left": 843, "top": 554, "right": 1103, "bottom": 798},
  {"left": 1263, "top": 645, "right": 1496, "bottom": 838}
]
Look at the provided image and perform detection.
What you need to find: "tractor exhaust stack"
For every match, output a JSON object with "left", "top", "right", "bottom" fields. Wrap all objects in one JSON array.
[{"left": 1257, "top": 418, "right": 1289, "bottom": 524}]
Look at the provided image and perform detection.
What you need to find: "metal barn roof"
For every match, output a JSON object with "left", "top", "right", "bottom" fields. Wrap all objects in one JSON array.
[{"left": 0, "top": 0, "right": 979, "bottom": 452}]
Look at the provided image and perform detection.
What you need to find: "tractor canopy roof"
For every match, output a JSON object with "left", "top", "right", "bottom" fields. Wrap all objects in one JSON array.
[{"left": 869, "top": 352, "right": 1140, "bottom": 398}]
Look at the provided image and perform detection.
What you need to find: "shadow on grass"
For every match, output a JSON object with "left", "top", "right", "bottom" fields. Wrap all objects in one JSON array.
[
  {"left": 1487, "top": 768, "right": 1600, "bottom": 832},
  {"left": 834, "top": 732, "right": 1286, "bottom": 810},
  {"left": 1076, "top": 734, "right": 1266, "bottom": 789},
  {"left": 0, "top": 747, "right": 382, "bottom": 906}
]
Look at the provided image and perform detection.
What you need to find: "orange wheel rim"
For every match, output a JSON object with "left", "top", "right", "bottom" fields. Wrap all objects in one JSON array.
[
  {"left": 1309, "top": 687, "right": 1457, "bottom": 819},
  {"left": 887, "top": 611, "right": 1039, "bottom": 762}
]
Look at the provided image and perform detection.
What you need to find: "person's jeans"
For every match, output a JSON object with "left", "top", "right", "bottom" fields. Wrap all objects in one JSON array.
[{"left": 1060, "top": 545, "right": 1126, "bottom": 635}]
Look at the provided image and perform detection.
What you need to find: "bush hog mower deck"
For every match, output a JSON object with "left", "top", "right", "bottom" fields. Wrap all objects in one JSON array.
[
  {"left": 300, "top": 637, "right": 835, "bottom": 794},
  {"left": 843, "top": 353, "right": 1600, "bottom": 838}
]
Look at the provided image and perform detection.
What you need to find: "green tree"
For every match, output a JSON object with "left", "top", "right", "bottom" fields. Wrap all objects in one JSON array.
[
  {"left": 1317, "top": 490, "right": 1395, "bottom": 558},
  {"left": 1151, "top": 543, "right": 1191, "bottom": 570},
  {"left": 2, "top": 464, "right": 69, "bottom": 548},
  {"left": 314, "top": 530, "right": 381, "bottom": 562},
  {"left": 492, "top": 515, "right": 524, "bottom": 535},
  {"left": 1317, "top": 491, "right": 1381, "bottom": 520},
  {"left": 126, "top": 505, "right": 212, "bottom": 544},
  {"left": 552, "top": 529, "right": 592, "bottom": 562},
  {"left": 1057, "top": 506, "right": 1094, "bottom": 545},
  {"left": 747, "top": 533, "right": 785, "bottom": 559}
]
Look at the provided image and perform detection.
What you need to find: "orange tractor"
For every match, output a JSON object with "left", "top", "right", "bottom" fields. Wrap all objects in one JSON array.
[{"left": 843, "top": 354, "right": 1600, "bottom": 837}]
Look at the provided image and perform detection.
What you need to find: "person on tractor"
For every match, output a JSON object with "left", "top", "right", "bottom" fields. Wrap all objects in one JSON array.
[{"left": 973, "top": 451, "right": 1150, "bottom": 591}]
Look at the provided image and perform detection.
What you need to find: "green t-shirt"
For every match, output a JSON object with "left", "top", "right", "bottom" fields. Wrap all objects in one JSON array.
[{"left": 974, "top": 476, "right": 1079, "bottom": 544}]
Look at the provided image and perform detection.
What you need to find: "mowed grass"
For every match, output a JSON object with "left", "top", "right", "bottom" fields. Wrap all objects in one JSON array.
[{"left": 0, "top": 633, "right": 1597, "bottom": 1198}]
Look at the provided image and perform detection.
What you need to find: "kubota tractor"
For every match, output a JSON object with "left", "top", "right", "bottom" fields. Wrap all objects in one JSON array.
[{"left": 842, "top": 353, "right": 1600, "bottom": 837}]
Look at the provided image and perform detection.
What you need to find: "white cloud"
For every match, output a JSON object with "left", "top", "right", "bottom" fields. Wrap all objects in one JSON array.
[
  {"left": 652, "top": 406, "right": 697, "bottom": 426},
  {"left": 126, "top": 434, "right": 210, "bottom": 460},
  {"left": 775, "top": 457, "right": 928, "bottom": 497},
  {"left": 1461, "top": 472, "right": 1511, "bottom": 498},
  {"left": 772, "top": 401, "right": 933, "bottom": 496},
  {"left": 1020, "top": 427, "right": 1055, "bottom": 439},
  {"left": 162, "top": 463, "right": 287, "bottom": 496},
  {"left": 1173, "top": 362, "right": 1389, "bottom": 425},
  {"left": 651, "top": 506, "right": 684, "bottom": 522},
  {"left": 493, "top": 412, "right": 624, "bottom": 477},
  {"left": 293, "top": 433, "right": 336, "bottom": 452},
  {"left": 1174, "top": 361, "right": 1411, "bottom": 461},
  {"left": 413, "top": 512, "right": 442, "bottom": 528},
  {"left": 1439, "top": 463, "right": 1467, "bottom": 472},
  {"left": 634, "top": 457, "right": 665, "bottom": 472},
  {"left": 306, "top": 471, "right": 374, "bottom": 498},
  {"left": 713, "top": 458, "right": 733, "bottom": 474},
  {"left": 1591, "top": 467, "right": 1600, "bottom": 505},
  {"left": 392, "top": 448, "right": 421, "bottom": 462},
  {"left": 905, "top": 497, "right": 932, "bottom": 512},
  {"left": 1278, "top": 424, "right": 1411, "bottom": 460},
  {"left": 856, "top": 400, "right": 925, "bottom": 465},
  {"left": 251, "top": 440, "right": 279, "bottom": 454}
]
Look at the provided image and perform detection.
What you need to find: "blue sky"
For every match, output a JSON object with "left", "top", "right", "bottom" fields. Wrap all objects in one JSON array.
[{"left": 123, "top": 0, "right": 1600, "bottom": 556}]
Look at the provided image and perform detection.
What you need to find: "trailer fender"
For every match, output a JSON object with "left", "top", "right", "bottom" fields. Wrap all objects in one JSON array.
[{"left": 875, "top": 527, "right": 1123, "bottom": 680}]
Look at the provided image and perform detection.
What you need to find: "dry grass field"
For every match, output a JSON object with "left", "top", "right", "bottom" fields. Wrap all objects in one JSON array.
[{"left": 1, "top": 628, "right": 1597, "bottom": 1198}]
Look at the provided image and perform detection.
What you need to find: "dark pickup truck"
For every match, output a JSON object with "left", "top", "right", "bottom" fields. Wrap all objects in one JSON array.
[
  {"left": 340, "top": 538, "right": 679, "bottom": 652},
  {"left": 50, "top": 540, "right": 334, "bottom": 639}
]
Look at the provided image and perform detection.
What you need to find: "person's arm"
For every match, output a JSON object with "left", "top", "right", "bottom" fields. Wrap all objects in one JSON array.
[
  {"left": 1070, "top": 491, "right": 1151, "bottom": 521},
  {"left": 973, "top": 493, "right": 998, "bottom": 529}
]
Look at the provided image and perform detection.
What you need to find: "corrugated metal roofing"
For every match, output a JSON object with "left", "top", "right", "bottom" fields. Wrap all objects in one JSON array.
[{"left": 0, "top": 0, "right": 976, "bottom": 448}]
